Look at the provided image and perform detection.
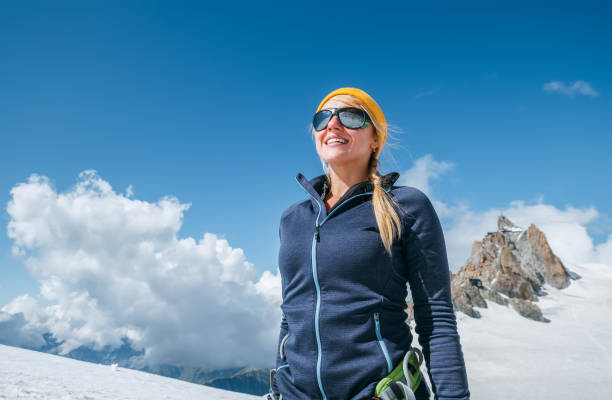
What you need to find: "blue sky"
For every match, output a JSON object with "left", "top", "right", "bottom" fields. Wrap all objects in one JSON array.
[{"left": 1, "top": 0, "right": 611, "bottom": 313}]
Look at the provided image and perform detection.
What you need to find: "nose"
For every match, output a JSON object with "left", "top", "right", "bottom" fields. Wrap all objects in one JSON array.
[{"left": 326, "top": 113, "right": 342, "bottom": 130}]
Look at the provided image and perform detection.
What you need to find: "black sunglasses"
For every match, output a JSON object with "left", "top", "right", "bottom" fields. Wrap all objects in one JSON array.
[{"left": 312, "top": 107, "right": 372, "bottom": 132}]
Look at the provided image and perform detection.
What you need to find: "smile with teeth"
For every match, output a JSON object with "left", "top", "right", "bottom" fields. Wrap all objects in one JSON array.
[{"left": 326, "top": 138, "right": 348, "bottom": 145}]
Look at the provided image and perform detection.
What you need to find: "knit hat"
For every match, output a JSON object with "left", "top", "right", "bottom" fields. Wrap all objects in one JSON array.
[{"left": 316, "top": 87, "right": 386, "bottom": 159}]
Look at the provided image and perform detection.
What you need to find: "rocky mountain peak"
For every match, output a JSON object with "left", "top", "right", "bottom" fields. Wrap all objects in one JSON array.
[
  {"left": 450, "top": 215, "right": 571, "bottom": 322},
  {"left": 406, "top": 215, "right": 572, "bottom": 323}
]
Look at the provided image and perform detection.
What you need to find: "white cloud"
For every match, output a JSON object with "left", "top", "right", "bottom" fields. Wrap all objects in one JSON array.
[
  {"left": 0, "top": 295, "right": 47, "bottom": 349},
  {"left": 3, "top": 170, "right": 282, "bottom": 369},
  {"left": 397, "top": 153, "right": 454, "bottom": 200},
  {"left": 542, "top": 80, "right": 599, "bottom": 98},
  {"left": 398, "top": 155, "right": 612, "bottom": 271}
]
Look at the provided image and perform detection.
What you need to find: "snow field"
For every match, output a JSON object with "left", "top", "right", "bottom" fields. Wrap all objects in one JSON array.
[{"left": 0, "top": 344, "right": 260, "bottom": 400}]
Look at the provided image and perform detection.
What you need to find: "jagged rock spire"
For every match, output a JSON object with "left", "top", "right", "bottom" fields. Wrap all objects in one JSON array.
[
  {"left": 448, "top": 215, "right": 571, "bottom": 322},
  {"left": 497, "top": 215, "right": 522, "bottom": 232}
]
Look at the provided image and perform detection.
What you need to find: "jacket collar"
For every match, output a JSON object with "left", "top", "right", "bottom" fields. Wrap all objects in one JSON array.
[
  {"left": 320, "top": 171, "right": 400, "bottom": 200},
  {"left": 295, "top": 171, "right": 400, "bottom": 215}
]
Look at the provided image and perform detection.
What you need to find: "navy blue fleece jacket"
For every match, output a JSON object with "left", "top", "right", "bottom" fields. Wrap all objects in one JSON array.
[{"left": 271, "top": 171, "right": 470, "bottom": 400}]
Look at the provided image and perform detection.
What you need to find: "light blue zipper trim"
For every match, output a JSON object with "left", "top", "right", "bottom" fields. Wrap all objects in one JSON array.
[
  {"left": 296, "top": 176, "right": 327, "bottom": 400},
  {"left": 374, "top": 312, "right": 393, "bottom": 374},
  {"left": 311, "top": 228, "right": 326, "bottom": 399},
  {"left": 277, "top": 363, "right": 289, "bottom": 371}
]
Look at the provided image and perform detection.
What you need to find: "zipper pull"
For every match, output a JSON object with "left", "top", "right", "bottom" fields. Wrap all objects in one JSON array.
[{"left": 315, "top": 224, "right": 320, "bottom": 242}]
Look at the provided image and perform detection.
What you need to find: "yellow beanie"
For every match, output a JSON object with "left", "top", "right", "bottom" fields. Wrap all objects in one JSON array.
[{"left": 316, "top": 87, "right": 386, "bottom": 159}]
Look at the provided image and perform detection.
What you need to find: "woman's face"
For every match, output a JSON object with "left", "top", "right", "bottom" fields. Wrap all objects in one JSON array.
[{"left": 313, "top": 98, "right": 378, "bottom": 169}]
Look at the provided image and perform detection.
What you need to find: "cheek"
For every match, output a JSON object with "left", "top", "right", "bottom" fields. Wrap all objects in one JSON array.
[
  {"left": 313, "top": 133, "right": 324, "bottom": 152},
  {"left": 351, "top": 133, "right": 372, "bottom": 151}
]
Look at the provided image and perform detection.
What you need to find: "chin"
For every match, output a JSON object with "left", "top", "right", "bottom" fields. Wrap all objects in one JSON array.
[{"left": 325, "top": 156, "right": 362, "bottom": 167}]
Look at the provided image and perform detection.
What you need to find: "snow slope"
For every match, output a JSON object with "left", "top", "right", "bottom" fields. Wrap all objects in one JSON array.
[
  {"left": 458, "top": 262, "right": 612, "bottom": 399},
  {"left": 0, "top": 344, "right": 260, "bottom": 400}
]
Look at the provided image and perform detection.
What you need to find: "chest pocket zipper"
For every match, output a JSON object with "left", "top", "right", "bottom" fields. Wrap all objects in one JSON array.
[{"left": 374, "top": 312, "right": 393, "bottom": 374}]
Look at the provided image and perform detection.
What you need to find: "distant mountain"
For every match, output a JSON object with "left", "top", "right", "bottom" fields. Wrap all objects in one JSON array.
[
  {"left": 56, "top": 337, "right": 145, "bottom": 365},
  {"left": 206, "top": 366, "right": 270, "bottom": 395},
  {"left": 142, "top": 363, "right": 270, "bottom": 396},
  {"left": 450, "top": 215, "right": 573, "bottom": 321},
  {"left": 406, "top": 215, "right": 574, "bottom": 322}
]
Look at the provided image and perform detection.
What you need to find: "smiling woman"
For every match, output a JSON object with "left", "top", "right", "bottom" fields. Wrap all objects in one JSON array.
[{"left": 265, "top": 88, "right": 471, "bottom": 400}]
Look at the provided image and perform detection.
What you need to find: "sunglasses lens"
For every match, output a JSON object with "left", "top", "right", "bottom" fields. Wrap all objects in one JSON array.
[
  {"left": 313, "top": 110, "right": 332, "bottom": 131},
  {"left": 338, "top": 109, "right": 365, "bottom": 129}
]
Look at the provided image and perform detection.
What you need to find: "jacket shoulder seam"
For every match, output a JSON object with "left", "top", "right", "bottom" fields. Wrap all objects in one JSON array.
[
  {"left": 280, "top": 198, "right": 309, "bottom": 221},
  {"left": 393, "top": 185, "right": 438, "bottom": 264},
  {"left": 391, "top": 186, "right": 431, "bottom": 226}
]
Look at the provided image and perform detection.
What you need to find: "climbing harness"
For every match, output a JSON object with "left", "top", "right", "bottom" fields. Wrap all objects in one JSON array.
[{"left": 371, "top": 347, "right": 428, "bottom": 400}]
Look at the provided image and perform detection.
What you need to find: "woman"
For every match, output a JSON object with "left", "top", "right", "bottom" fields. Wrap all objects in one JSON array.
[{"left": 267, "top": 88, "right": 470, "bottom": 400}]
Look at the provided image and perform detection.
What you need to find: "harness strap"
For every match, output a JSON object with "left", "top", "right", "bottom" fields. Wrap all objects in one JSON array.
[{"left": 374, "top": 348, "right": 424, "bottom": 400}]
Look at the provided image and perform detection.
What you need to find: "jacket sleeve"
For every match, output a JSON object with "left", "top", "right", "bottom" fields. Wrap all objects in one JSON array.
[{"left": 399, "top": 188, "right": 470, "bottom": 400}]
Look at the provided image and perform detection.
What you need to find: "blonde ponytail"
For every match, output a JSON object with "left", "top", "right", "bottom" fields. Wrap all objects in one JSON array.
[{"left": 368, "top": 153, "right": 402, "bottom": 256}]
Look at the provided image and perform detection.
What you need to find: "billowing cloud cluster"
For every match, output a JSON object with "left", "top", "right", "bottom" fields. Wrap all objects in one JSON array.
[
  {"left": 2, "top": 170, "right": 282, "bottom": 369},
  {"left": 399, "top": 155, "right": 612, "bottom": 271}
]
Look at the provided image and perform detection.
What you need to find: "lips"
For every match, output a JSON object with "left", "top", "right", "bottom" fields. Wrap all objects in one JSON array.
[{"left": 325, "top": 136, "right": 348, "bottom": 145}]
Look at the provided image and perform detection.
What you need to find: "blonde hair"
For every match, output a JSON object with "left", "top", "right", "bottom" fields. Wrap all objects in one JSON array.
[{"left": 314, "top": 94, "right": 403, "bottom": 256}]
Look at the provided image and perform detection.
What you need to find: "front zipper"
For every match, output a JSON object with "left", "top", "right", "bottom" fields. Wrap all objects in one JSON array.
[
  {"left": 296, "top": 176, "right": 376, "bottom": 400},
  {"left": 374, "top": 312, "right": 393, "bottom": 374},
  {"left": 310, "top": 224, "right": 325, "bottom": 399}
]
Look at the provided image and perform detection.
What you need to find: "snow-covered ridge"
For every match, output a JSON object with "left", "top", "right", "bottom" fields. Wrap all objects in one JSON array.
[
  {"left": 458, "top": 262, "right": 612, "bottom": 399},
  {"left": 0, "top": 344, "right": 260, "bottom": 400}
]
